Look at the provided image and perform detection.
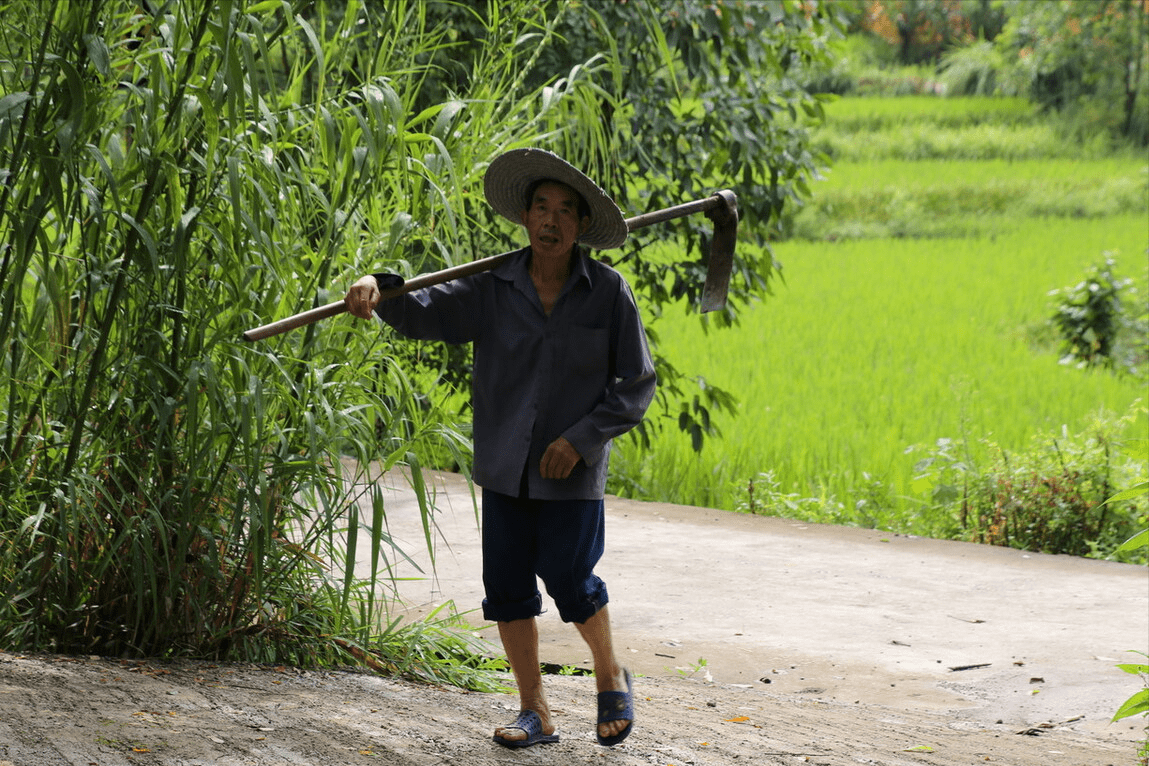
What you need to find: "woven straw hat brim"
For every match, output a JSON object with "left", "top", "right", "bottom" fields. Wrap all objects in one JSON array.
[{"left": 483, "top": 148, "right": 628, "bottom": 250}]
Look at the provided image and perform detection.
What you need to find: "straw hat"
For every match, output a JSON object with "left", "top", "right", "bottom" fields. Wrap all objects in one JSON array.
[{"left": 483, "top": 148, "right": 628, "bottom": 250}]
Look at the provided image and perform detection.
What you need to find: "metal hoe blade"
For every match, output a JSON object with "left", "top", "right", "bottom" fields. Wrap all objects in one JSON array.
[{"left": 699, "top": 189, "right": 738, "bottom": 313}]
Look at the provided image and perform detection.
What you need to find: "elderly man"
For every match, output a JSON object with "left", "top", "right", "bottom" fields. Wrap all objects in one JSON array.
[{"left": 344, "top": 148, "right": 656, "bottom": 749}]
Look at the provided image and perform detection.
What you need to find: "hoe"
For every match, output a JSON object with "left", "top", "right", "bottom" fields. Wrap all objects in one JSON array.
[{"left": 242, "top": 190, "right": 738, "bottom": 342}]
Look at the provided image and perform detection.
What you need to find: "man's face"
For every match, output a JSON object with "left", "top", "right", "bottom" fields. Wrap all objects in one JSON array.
[{"left": 520, "top": 181, "right": 589, "bottom": 261}]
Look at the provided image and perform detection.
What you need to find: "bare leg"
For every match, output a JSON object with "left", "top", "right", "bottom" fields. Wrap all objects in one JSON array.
[
  {"left": 575, "top": 605, "right": 631, "bottom": 740},
  {"left": 493, "top": 618, "right": 556, "bottom": 743}
]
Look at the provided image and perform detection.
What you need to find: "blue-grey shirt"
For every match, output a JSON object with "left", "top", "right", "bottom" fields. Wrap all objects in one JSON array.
[{"left": 373, "top": 247, "right": 656, "bottom": 500}]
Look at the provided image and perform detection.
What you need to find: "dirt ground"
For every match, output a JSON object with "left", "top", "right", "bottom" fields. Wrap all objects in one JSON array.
[{"left": 1, "top": 468, "right": 1146, "bottom": 766}]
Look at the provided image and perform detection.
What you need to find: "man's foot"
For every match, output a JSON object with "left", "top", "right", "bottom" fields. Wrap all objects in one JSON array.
[
  {"left": 493, "top": 709, "right": 559, "bottom": 749},
  {"left": 596, "top": 668, "right": 634, "bottom": 746}
]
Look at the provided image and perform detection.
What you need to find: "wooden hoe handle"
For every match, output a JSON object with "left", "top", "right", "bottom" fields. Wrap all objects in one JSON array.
[{"left": 241, "top": 190, "right": 738, "bottom": 342}]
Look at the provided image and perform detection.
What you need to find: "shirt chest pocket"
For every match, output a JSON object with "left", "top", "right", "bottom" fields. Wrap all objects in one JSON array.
[{"left": 563, "top": 325, "right": 611, "bottom": 379}]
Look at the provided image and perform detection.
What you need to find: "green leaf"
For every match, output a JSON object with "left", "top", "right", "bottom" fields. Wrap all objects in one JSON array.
[
  {"left": 1102, "top": 481, "right": 1149, "bottom": 505},
  {"left": 1115, "top": 529, "right": 1149, "bottom": 553},
  {"left": 83, "top": 33, "right": 112, "bottom": 77},
  {"left": 0, "top": 92, "right": 32, "bottom": 118},
  {"left": 294, "top": 13, "right": 324, "bottom": 74},
  {"left": 1116, "top": 663, "right": 1149, "bottom": 675},
  {"left": 409, "top": 453, "right": 434, "bottom": 568},
  {"left": 1112, "top": 689, "right": 1149, "bottom": 722}
]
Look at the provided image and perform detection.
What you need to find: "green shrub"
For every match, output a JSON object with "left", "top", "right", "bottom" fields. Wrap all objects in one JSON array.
[
  {"left": 801, "top": 34, "right": 907, "bottom": 96},
  {"left": 1110, "top": 484, "right": 1148, "bottom": 763},
  {"left": 733, "top": 470, "right": 846, "bottom": 521},
  {"left": 1049, "top": 256, "right": 1148, "bottom": 377},
  {"left": 911, "top": 412, "right": 1148, "bottom": 562},
  {"left": 937, "top": 41, "right": 1016, "bottom": 97}
]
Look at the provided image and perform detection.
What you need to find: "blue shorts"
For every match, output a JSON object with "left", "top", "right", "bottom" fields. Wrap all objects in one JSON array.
[{"left": 480, "top": 488, "right": 609, "bottom": 624}]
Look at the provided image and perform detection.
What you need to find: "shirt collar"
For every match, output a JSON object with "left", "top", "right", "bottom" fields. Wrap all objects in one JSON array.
[
  {"left": 493, "top": 246, "right": 595, "bottom": 292},
  {"left": 567, "top": 246, "right": 594, "bottom": 289}
]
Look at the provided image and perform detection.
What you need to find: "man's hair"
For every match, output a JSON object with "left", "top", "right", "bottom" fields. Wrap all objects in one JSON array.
[{"left": 523, "top": 178, "right": 591, "bottom": 220}]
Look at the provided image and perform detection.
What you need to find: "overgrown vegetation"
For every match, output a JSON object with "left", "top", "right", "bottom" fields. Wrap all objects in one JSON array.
[
  {"left": 726, "top": 411, "right": 1147, "bottom": 565},
  {"left": 0, "top": 0, "right": 843, "bottom": 673},
  {"left": 911, "top": 416, "right": 1147, "bottom": 562},
  {"left": 0, "top": 0, "right": 528, "bottom": 682},
  {"left": 1107, "top": 461, "right": 1149, "bottom": 763},
  {"left": 1113, "top": 648, "right": 1149, "bottom": 766}
]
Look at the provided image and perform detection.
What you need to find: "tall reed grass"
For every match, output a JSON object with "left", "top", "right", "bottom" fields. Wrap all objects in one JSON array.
[{"left": 0, "top": 0, "right": 618, "bottom": 680}]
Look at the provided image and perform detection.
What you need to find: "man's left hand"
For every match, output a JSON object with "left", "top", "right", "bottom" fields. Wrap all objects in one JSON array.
[{"left": 540, "top": 437, "right": 581, "bottom": 480}]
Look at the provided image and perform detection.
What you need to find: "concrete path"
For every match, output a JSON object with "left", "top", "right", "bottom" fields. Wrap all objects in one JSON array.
[{"left": 353, "top": 467, "right": 1148, "bottom": 743}]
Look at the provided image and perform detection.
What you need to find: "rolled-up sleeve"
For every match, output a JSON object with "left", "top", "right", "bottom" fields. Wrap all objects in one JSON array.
[{"left": 372, "top": 275, "right": 481, "bottom": 344}]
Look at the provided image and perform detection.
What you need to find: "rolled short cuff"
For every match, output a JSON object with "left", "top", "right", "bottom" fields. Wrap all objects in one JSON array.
[
  {"left": 554, "top": 580, "right": 609, "bottom": 624},
  {"left": 482, "top": 592, "right": 543, "bottom": 623}
]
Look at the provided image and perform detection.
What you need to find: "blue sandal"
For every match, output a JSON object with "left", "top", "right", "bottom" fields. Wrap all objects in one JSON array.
[
  {"left": 493, "top": 709, "right": 559, "bottom": 749},
  {"left": 596, "top": 669, "right": 634, "bottom": 746}
]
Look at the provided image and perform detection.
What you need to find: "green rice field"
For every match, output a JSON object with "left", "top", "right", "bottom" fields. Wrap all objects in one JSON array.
[
  {"left": 619, "top": 215, "right": 1146, "bottom": 510},
  {"left": 820, "top": 95, "right": 1038, "bottom": 126},
  {"left": 791, "top": 158, "right": 1145, "bottom": 240},
  {"left": 615, "top": 97, "right": 1148, "bottom": 539}
]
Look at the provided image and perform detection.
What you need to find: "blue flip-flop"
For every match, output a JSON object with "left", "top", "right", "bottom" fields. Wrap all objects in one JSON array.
[
  {"left": 493, "top": 709, "right": 559, "bottom": 749},
  {"left": 596, "top": 669, "right": 634, "bottom": 746}
]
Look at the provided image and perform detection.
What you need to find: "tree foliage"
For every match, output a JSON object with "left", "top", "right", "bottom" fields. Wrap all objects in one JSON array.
[
  {"left": 417, "top": 1, "right": 847, "bottom": 447},
  {"left": 997, "top": 0, "right": 1149, "bottom": 144},
  {"left": 858, "top": 0, "right": 990, "bottom": 65},
  {"left": 847, "top": 0, "right": 1148, "bottom": 144}
]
